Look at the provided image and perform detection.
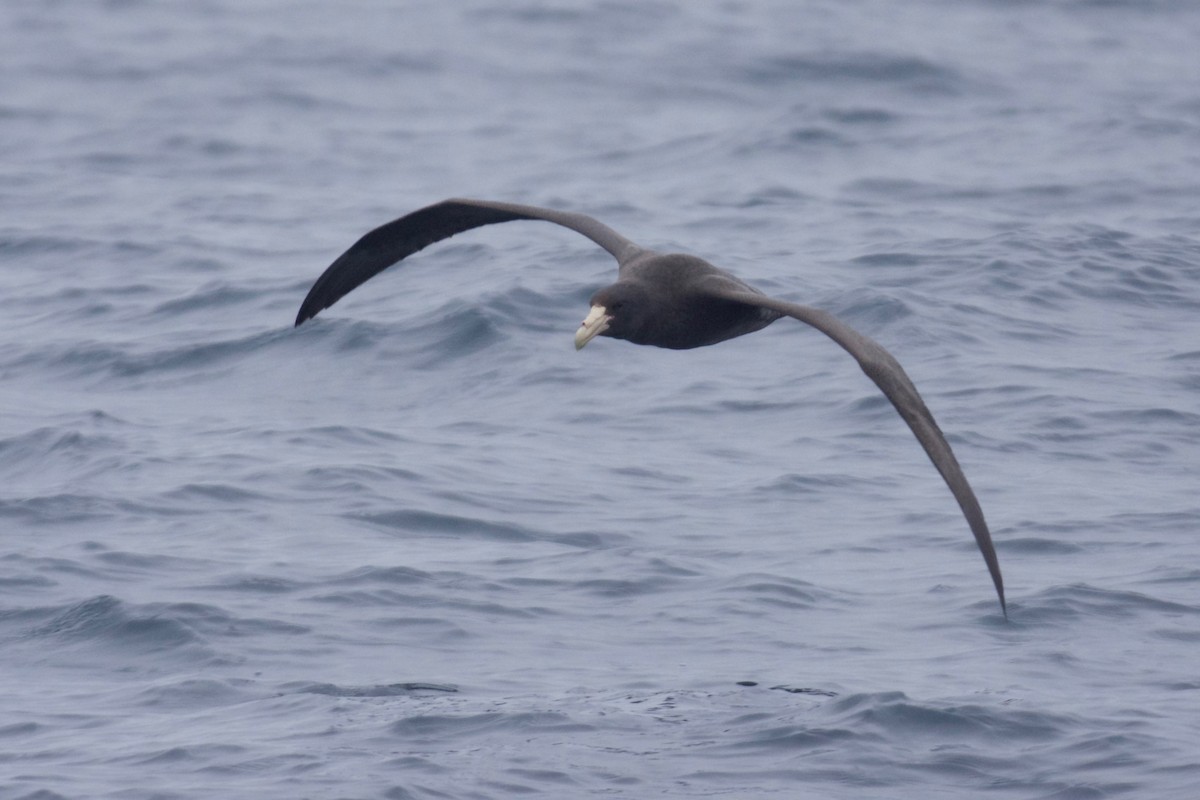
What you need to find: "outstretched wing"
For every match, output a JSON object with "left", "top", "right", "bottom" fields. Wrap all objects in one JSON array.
[
  {"left": 710, "top": 288, "right": 1006, "bottom": 616},
  {"left": 295, "top": 198, "right": 643, "bottom": 325}
]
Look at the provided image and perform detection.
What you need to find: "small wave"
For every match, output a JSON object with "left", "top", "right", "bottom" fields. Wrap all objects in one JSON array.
[
  {"left": 23, "top": 595, "right": 199, "bottom": 650},
  {"left": 131, "top": 678, "right": 258, "bottom": 710},
  {"left": 0, "top": 425, "right": 127, "bottom": 481},
  {"left": 828, "top": 691, "right": 1060, "bottom": 742},
  {"left": 410, "top": 302, "right": 510, "bottom": 362},
  {"left": 573, "top": 577, "right": 671, "bottom": 598},
  {"left": 1000, "top": 537, "right": 1086, "bottom": 555},
  {"left": 718, "top": 573, "right": 832, "bottom": 611},
  {"left": 355, "top": 508, "right": 541, "bottom": 543},
  {"left": 162, "top": 482, "right": 270, "bottom": 505},
  {"left": 199, "top": 574, "right": 304, "bottom": 594},
  {"left": 151, "top": 281, "right": 261, "bottom": 315},
  {"left": 731, "top": 125, "right": 855, "bottom": 157},
  {"left": 767, "top": 685, "right": 839, "bottom": 697},
  {"left": 0, "top": 573, "right": 56, "bottom": 591},
  {"left": 0, "top": 721, "right": 43, "bottom": 738},
  {"left": 1019, "top": 583, "right": 1200, "bottom": 624},
  {"left": 390, "top": 710, "right": 591, "bottom": 740},
  {"left": 327, "top": 565, "right": 436, "bottom": 587},
  {"left": 0, "top": 493, "right": 125, "bottom": 525},
  {"left": 289, "top": 426, "right": 409, "bottom": 449},
  {"left": 756, "top": 471, "right": 885, "bottom": 496},
  {"left": 742, "top": 52, "right": 971, "bottom": 95},
  {"left": 16, "top": 596, "right": 308, "bottom": 659},
  {"left": 0, "top": 233, "right": 107, "bottom": 257},
  {"left": 21, "top": 328, "right": 292, "bottom": 385},
  {"left": 291, "top": 682, "right": 457, "bottom": 697}
]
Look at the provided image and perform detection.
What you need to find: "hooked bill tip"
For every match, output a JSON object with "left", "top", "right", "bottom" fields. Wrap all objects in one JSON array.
[{"left": 574, "top": 305, "right": 610, "bottom": 350}]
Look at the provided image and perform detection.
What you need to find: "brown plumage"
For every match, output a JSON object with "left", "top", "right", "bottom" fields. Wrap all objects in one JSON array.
[{"left": 296, "top": 198, "right": 1006, "bottom": 616}]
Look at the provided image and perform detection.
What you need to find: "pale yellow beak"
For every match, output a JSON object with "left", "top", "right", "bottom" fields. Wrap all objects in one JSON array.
[{"left": 574, "top": 304, "right": 611, "bottom": 350}]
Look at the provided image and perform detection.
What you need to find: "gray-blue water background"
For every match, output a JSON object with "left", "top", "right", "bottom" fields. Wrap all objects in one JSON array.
[{"left": 2, "top": 1, "right": 1199, "bottom": 798}]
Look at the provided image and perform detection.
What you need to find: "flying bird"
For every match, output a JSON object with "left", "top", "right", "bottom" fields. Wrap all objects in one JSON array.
[{"left": 295, "top": 198, "right": 1006, "bottom": 616}]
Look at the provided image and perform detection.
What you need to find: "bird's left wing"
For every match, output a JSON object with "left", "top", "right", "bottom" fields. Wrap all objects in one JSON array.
[{"left": 709, "top": 287, "right": 1006, "bottom": 616}]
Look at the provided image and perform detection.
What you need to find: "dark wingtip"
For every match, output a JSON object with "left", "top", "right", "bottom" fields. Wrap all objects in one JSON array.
[
  {"left": 989, "top": 568, "right": 1007, "bottom": 619},
  {"left": 294, "top": 293, "right": 324, "bottom": 327},
  {"left": 985, "top": 548, "right": 1007, "bottom": 619},
  {"left": 988, "top": 544, "right": 1007, "bottom": 619}
]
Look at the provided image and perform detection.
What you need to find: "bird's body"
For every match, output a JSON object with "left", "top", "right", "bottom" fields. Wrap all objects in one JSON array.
[
  {"left": 593, "top": 252, "right": 781, "bottom": 349},
  {"left": 296, "top": 198, "right": 1007, "bottom": 616}
]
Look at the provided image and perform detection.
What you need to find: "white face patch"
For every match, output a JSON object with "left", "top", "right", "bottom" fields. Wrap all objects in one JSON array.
[{"left": 574, "top": 305, "right": 611, "bottom": 350}]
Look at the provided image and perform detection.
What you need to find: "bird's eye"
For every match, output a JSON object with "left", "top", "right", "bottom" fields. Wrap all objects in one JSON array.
[{"left": 610, "top": 301, "right": 624, "bottom": 313}]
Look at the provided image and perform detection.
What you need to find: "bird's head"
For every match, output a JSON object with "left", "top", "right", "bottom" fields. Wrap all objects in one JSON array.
[{"left": 574, "top": 282, "right": 656, "bottom": 350}]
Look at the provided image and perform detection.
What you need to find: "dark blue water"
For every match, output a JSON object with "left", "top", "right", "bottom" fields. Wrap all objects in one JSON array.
[{"left": 3, "top": 1, "right": 1199, "bottom": 797}]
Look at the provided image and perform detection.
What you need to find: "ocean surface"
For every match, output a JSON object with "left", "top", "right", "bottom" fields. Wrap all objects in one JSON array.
[{"left": 2, "top": 1, "right": 1199, "bottom": 797}]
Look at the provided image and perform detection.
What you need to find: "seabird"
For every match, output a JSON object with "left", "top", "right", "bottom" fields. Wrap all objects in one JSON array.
[{"left": 295, "top": 198, "right": 1006, "bottom": 616}]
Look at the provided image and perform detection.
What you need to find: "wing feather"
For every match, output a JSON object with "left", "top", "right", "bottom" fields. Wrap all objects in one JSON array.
[
  {"left": 711, "top": 289, "right": 1006, "bottom": 615},
  {"left": 295, "top": 198, "right": 642, "bottom": 325}
]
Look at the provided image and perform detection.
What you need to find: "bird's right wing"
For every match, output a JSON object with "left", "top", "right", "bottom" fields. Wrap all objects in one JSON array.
[
  {"left": 295, "top": 198, "right": 643, "bottom": 325},
  {"left": 710, "top": 287, "right": 1006, "bottom": 616}
]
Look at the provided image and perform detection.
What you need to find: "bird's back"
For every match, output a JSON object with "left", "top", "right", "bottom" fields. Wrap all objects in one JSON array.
[{"left": 623, "top": 253, "right": 781, "bottom": 349}]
